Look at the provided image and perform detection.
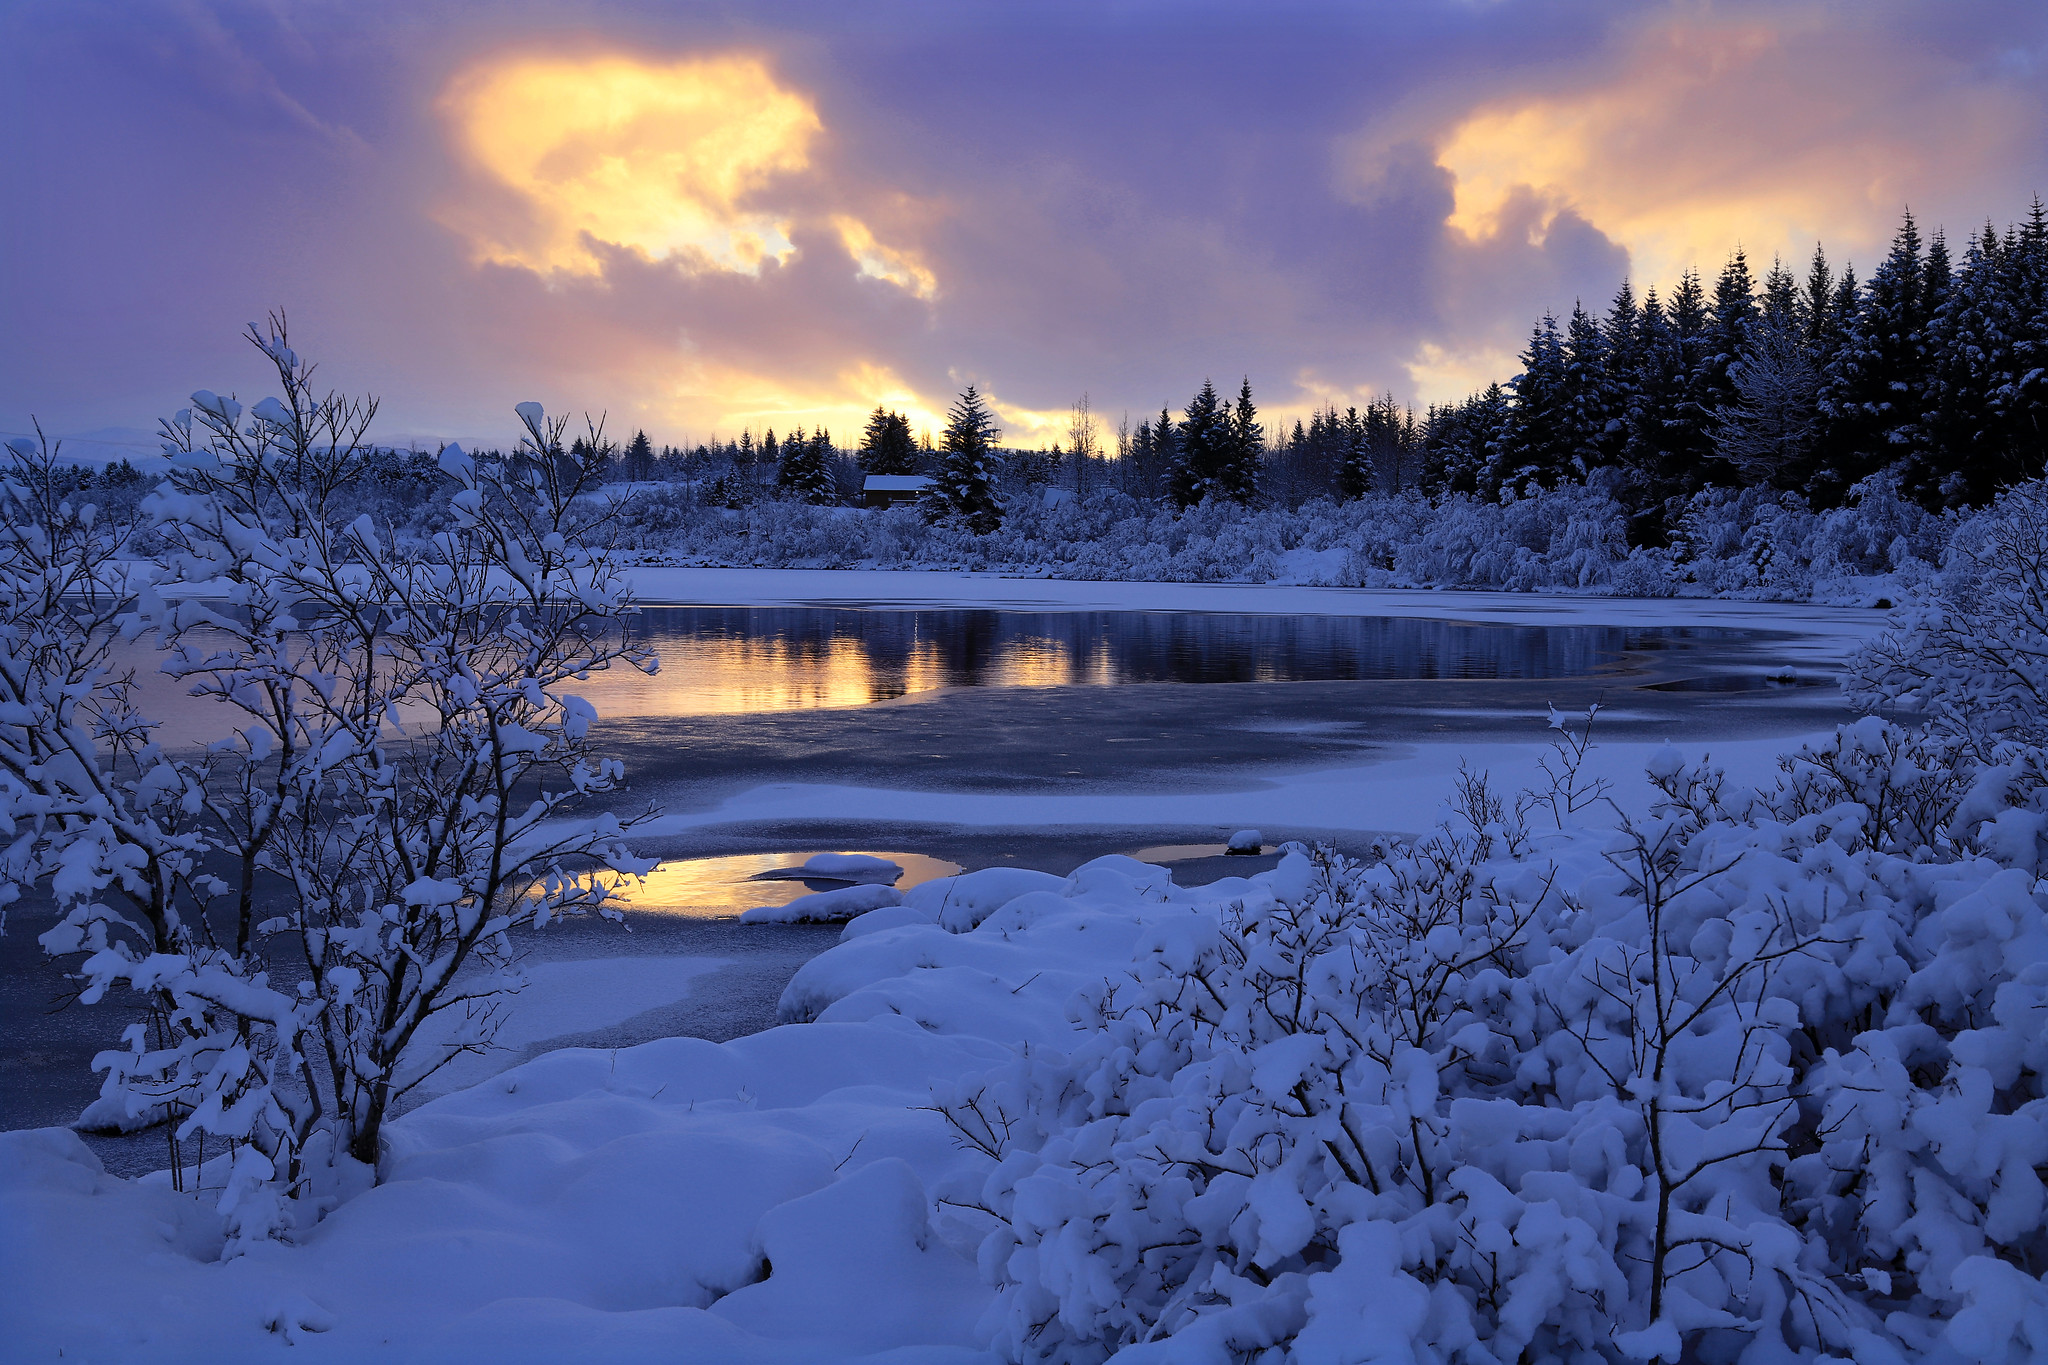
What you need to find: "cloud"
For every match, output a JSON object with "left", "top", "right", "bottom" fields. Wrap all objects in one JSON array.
[
  {"left": 3, "top": 1, "right": 2044, "bottom": 450},
  {"left": 437, "top": 52, "right": 822, "bottom": 277},
  {"left": 1420, "top": 4, "right": 2046, "bottom": 288}
]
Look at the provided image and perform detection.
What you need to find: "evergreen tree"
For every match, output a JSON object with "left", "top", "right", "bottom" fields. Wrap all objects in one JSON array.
[
  {"left": 1142, "top": 408, "right": 1179, "bottom": 501},
  {"left": 776, "top": 424, "right": 838, "bottom": 504},
  {"left": 1816, "top": 211, "right": 1932, "bottom": 501},
  {"left": 926, "top": 385, "right": 1003, "bottom": 533},
  {"left": 1803, "top": 245, "right": 1836, "bottom": 351},
  {"left": 1498, "top": 313, "right": 1569, "bottom": 491},
  {"left": 857, "top": 407, "right": 919, "bottom": 476},
  {"left": 757, "top": 430, "right": 778, "bottom": 496},
  {"left": 1557, "top": 302, "right": 1611, "bottom": 475},
  {"left": 1924, "top": 218, "right": 2048, "bottom": 504},
  {"left": 622, "top": 429, "right": 655, "bottom": 482},
  {"left": 1759, "top": 256, "right": 1802, "bottom": 331},
  {"left": 1167, "top": 379, "right": 1233, "bottom": 507},
  {"left": 1336, "top": 405, "right": 1373, "bottom": 499},
  {"left": 1218, "top": 378, "right": 1264, "bottom": 504},
  {"left": 1665, "top": 268, "right": 1718, "bottom": 484},
  {"left": 1995, "top": 198, "right": 2048, "bottom": 481},
  {"left": 1599, "top": 280, "right": 1645, "bottom": 469}
]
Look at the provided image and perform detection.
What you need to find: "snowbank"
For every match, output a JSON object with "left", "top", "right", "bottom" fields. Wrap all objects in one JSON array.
[
  {"left": 10, "top": 728, "right": 2048, "bottom": 1362},
  {"left": 738, "top": 883, "right": 904, "bottom": 923}
]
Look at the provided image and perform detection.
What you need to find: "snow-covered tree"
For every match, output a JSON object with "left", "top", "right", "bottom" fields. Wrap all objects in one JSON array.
[
  {"left": 858, "top": 407, "right": 919, "bottom": 476},
  {"left": 777, "top": 426, "right": 839, "bottom": 504},
  {"left": 3, "top": 321, "right": 658, "bottom": 1245},
  {"left": 927, "top": 385, "right": 1003, "bottom": 534}
]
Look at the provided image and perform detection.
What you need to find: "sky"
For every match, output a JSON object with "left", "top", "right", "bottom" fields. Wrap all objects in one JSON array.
[{"left": 3, "top": 0, "right": 2045, "bottom": 456}]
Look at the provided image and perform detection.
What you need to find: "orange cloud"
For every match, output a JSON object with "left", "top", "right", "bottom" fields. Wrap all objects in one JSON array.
[
  {"left": 438, "top": 53, "right": 825, "bottom": 276},
  {"left": 1426, "top": 8, "right": 2032, "bottom": 289}
]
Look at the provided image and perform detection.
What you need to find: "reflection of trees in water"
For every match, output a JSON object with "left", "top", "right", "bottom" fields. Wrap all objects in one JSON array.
[{"left": 629, "top": 608, "right": 1733, "bottom": 700}]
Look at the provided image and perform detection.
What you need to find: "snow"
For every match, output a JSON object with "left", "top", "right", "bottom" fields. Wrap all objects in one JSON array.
[
  {"left": 406, "top": 955, "right": 732, "bottom": 1097},
  {"left": 619, "top": 564, "right": 1887, "bottom": 643},
  {"left": 10, "top": 725, "right": 2048, "bottom": 1360},
  {"left": 792, "top": 852, "right": 904, "bottom": 882},
  {"left": 1226, "top": 828, "right": 1263, "bottom": 852},
  {"left": 739, "top": 883, "right": 905, "bottom": 924}
]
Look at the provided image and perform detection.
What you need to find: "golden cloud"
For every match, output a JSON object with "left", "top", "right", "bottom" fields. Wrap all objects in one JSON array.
[
  {"left": 438, "top": 52, "right": 823, "bottom": 277},
  {"left": 1429, "top": 10, "right": 2029, "bottom": 289}
]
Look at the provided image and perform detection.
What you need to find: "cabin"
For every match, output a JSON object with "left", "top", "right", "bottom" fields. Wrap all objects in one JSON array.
[{"left": 862, "top": 474, "right": 934, "bottom": 509}]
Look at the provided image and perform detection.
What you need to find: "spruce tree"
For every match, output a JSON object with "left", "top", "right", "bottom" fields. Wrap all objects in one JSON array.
[
  {"left": 1167, "top": 379, "right": 1231, "bottom": 507},
  {"left": 1600, "top": 280, "right": 1645, "bottom": 470},
  {"left": 1336, "top": 405, "right": 1373, "bottom": 499},
  {"left": 1816, "top": 211, "right": 1932, "bottom": 501},
  {"left": 1803, "top": 245, "right": 1836, "bottom": 351},
  {"left": 1219, "top": 378, "right": 1264, "bottom": 504},
  {"left": 622, "top": 429, "right": 655, "bottom": 482},
  {"left": 1664, "top": 269, "right": 1718, "bottom": 487},
  {"left": 776, "top": 425, "right": 838, "bottom": 504},
  {"left": 927, "top": 385, "right": 1003, "bottom": 533},
  {"left": 1558, "top": 302, "right": 1611, "bottom": 476},
  {"left": 1147, "top": 409, "right": 1178, "bottom": 501},
  {"left": 1499, "top": 313, "right": 1569, "bottom": 492},
  {"left": 1996, "top": 198, "right": 2048, "bottom": 481},
  {"left": 858, "top": 407, "right": 919, "bottom": 476}
]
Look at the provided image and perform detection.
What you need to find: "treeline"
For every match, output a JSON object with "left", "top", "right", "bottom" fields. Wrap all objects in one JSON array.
[
  {"left": 48, "top": 201, "right": 2040, "bottom": 550},
  {"left": 602, "top": 202, "right": 2047, "bottom": 544},
  {"left": 1424, "top": 203, "right": 2048, "bottom": 541}
]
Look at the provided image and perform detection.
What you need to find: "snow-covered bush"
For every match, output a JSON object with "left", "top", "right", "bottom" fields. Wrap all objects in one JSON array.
[
  {"left": 627, "top": 471, "right": 1962, "bottom": 600},
  {"left": 929, "top": 716, "right": 2048, "bottom": 1362},
  {"left": 1850, "top": 477, "right": 2048, "bottom": 747},
  {"left": 1, "top": 322, "right": 655, "bottom": 1246}
]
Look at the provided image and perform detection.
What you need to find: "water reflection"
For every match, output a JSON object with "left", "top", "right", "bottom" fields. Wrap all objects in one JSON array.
[
  {"left": 569, "top": 608, "right": 1728, "bottom": 717},
  {"left": 613, "top": 850, "right": 962, "bottom": 919},
  {"left": 91, "top": 608, "right": 1739, "bottom": 736}
]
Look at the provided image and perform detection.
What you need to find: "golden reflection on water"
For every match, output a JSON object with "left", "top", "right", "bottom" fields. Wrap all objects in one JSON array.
[
  {"left": 611, "top": 850, "right": 963, "bottom": 919},
  {"left": 577, "top": 635, "right": 965, "bottom": 716},
  {"left": 576, "top": 628, "right": 1092, "bottom": 716}
]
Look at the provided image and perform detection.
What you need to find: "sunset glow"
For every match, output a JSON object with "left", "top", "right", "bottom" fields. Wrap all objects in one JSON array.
[
  {"left": 1435, "top": 12, "right": 2031, "bottom": 291},
  {"left": 437, "top": 53, "right": 821, "bottom": 276},
  {"left": 6, "top": 4, "right": 2042, "bottom": 450}
]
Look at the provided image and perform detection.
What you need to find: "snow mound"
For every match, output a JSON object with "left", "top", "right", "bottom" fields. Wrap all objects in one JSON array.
[
  {"left": 1226, "top": 827, "right": 1263, "bottom": 853},
  {"left": 903, "top": 865, "right": 1066, "bottom": 933},
  {"left": 799, "top": 853, "right": 903, "bottom": 882},
  {"left": 838, "top": 904, "right": 936, "bottom": 941},
  {"left": 739, "top": 884, "right": 904, "bottom": 924}
]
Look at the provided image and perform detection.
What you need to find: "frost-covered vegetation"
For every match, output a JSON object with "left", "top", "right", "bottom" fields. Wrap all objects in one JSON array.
[
  {"left": 0, "top": 321, "right": 655, "bottom": 1246},
  {"left": 617, "top": 471, "right": 1948, "bottom": 602}
]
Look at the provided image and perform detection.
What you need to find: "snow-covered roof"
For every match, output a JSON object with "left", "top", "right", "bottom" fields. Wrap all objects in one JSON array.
[{"left": 863, "top": 475, "right": 933, "bottom": 491}]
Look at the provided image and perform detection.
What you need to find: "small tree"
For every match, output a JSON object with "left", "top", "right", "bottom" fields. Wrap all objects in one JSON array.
[
  {"left": 1066, "top": 392, "right": 1099, "bottom": 497},
  {"left": 926, "top": 385, "right": 1003, "bottom": 534},
  {"left": 3, "top": 320, "right": 657, "bottom": 1245}
]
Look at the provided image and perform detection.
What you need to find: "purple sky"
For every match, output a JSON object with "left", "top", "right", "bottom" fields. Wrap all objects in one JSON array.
[{"left": 4, "top": 1, "right": 2045, "bottom": 455}]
